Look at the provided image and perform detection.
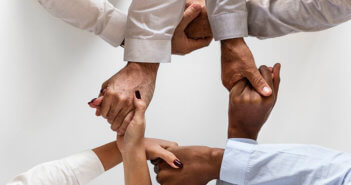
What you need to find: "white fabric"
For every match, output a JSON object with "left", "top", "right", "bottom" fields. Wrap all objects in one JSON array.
[
  {"left": 37, "top": 0, "right": 185, "bottom": 63},
  {"left": 6, "top": 150, "right": 105, "bottom": 185},
  {"left": 206, "top": 0, "right": 248, "bottom": 41}
]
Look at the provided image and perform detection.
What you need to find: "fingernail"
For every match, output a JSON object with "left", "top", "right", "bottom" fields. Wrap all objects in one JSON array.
[
  {"left": 173, "top": 159, "right": 183, "bottom": 168},
  {"left": 263, "top": 87, "right": 271, "bottom": 94},
  {"left": 135, "top": 91, "right": 141, "bottom": 99},
  {"left": 88, "top": 98, "right": 97, "bottom": 104}
]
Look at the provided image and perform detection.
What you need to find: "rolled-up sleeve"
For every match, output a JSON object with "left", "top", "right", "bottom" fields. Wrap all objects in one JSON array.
[
  {"left": 124, "top": 0, "right": 185, "bottom": 63},
  {"left": 7, "top": 150, "right": 105, "bottom": 185},
  {"left": 37, "top": 0, "right": 126, "bottom": 47},
  {"left": 206, "top": 0, "right": 248, "bottom": 41}
]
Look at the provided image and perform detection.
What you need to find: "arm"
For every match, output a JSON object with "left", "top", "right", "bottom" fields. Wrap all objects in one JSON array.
[
  {"left": 204, "top": 0, "right": 272, "bottom": 97},
  {"left": 247, "top": 0, "right": 351, "bottom": 39},
  {"left": 7, "top": 142, "right": 121, "bottom": 185},
  {"left": 219, "top": 139, "right": 351, "bottom": 185},
  {"left": 37, "top": 0, "right": 126, "bottom": 47},
  {"left": 124, "top": 0, "right": 186, "bottom": 63},
  {"left": 117, "top": 92, "right": 152, "bottom": 185}
]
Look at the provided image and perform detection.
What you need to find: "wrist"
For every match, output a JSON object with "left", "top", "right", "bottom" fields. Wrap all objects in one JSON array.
[
  {"left": 208, "top": 148, "right": 224, "bottom": 181},
  {"left": 127, "top": 62, "right": 160, "bottom": 76},
  {"left": 122, "top": 143, "right": 145, "bottom": 158},
  {"left": 228, "top": 122, "right": 258, "bottom": 140},
  {"left": 221, "top": 38, "right": 251, "bottom": 63}
]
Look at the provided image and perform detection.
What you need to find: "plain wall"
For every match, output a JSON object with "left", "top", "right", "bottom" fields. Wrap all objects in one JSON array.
[{"left": 1, "top": 0, "right": 351, "bottom": 184}]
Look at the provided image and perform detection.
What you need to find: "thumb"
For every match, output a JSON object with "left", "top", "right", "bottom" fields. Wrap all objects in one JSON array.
[
  {"left": 177, "top": 4, "right": 202, "bottom": 31},
  {"left": 156, "top": 147, "right": 183, "bottom": 169},
  {"left": 133, "top": 91, "right": 147, "bottom": 121},
  {"left": 245, "top": 68, "right": 272, "bottom": 96}
]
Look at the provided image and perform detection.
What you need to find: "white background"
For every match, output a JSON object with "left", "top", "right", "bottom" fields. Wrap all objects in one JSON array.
[{"left": 1, "top": 0, "right": 351, "bottom": 184}]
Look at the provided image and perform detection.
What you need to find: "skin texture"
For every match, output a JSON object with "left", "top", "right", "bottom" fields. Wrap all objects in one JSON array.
[
  {"left": 117, "top": 93, "right": 183, "bottom": 185},
  {"left": 154, "top": 65, "right": 281, "bottom": 184},
  {"left": 221, "top": 38, "right": 272, "bottom": 96},
  {"left": 184, "top": 0, "right": 213, "bottom": 39},
  {"left": 92, "top": 138, "right": 183, "bottom": 172},
  {"left": 228, "top": 64, "right": 281, "bottom": 140},
  {"left": 89, "top": 2, "right": 213, "bottom": 135},
  {"left": 172, "top": 4, "right": 212, "bottom": 55},
  {"left": 117, "top": 93, "right": 151, "bottom": 185},
  {"left": 155, "top": 146, "right": 224, "bottom": 185}
]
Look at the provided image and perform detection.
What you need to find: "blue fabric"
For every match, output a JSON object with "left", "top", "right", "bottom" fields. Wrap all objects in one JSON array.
[{"left": 217, "top": 138, "right": 351, "bottom": 185}]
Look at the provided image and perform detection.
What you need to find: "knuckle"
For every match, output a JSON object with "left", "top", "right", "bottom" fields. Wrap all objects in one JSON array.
[
  {"left": 171, "top": 142, "right": 179, "bottom": 147},
  {"left": 232, "top": 97, "right": 242, "bottom": 104},
  {"left": 242, "top": 94, "right": 250, "bottom": 103}
]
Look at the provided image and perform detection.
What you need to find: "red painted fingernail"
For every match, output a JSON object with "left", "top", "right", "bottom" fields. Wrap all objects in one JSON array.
[
  {"left": 173, "top": 159, "right": 183, "bottom": 168},
  {"left": 88, "top": 98, "right": 97, "bottom": 104},
  {"left": 135, "top": 91, "right": 141, "bottom": 99}
]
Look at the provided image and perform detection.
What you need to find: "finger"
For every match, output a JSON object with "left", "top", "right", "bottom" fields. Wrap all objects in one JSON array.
[
  {"left": 100, "top": 94, "right": 113, "bottom": 119},
  {"left": 158, "top": 140, "right": 179, "bottom": 149},
  {"left": 107, "top": 103, "right": 122, "bottom": 124},
  {"left": 117, "top": 111, "right": 135, "bottom": 135},
  {"left": 258, "top": 65, "right": 274, "bottom": 90},
  {"left": 272, "top": 63, "right": 281, "bottom": 97},
  {"left": 133, "top": 91, "right": 147, "bottom": 123},
  {"left": 230, "top": 79, "right": 247, "bottom": 96},
  {"left": 112, "top": 105, "right": 133, "bottom": 131},
  {"left": 245, "top": 68, "right": 272, "bottom": 97},
  {"left": 187, "top": 37, "right": 212, "bottom": 52},
  {"left": 177, "top": 4, "right": 202, "bottom": 31}
]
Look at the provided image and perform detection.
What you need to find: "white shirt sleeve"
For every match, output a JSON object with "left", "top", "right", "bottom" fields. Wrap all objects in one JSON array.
[
  {"left": 6, "top": 150, "right": 105, "bottom": 185},
  {"left": 247, "top": 0, "right": 351, "bottom": 39},
  {"left": 123, "top": 0, "right": 186, "bottom": 63},
  {"left": 37, "top": 0, "right": 126, "bottom": 47},
  {"left": 205, "top": 0, "right": 248, "bottom": 41}
]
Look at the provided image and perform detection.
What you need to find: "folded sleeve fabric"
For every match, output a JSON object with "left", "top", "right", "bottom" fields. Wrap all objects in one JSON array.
[
  {"left": 247, "top": 0, "right": 351, "bottom": 39},
  {"left": 206, "top": 0, "right": 248, "bottom": 41},
  {"left": 124, "top": 0, "right": 185, "bottom": 63},
  {"left": 37, "top": 0, "right": 126, "bottom": 47},
  {"left": 217, "top": 138, "right": 351, "bottom": 185},
  {"left": 6, "top": 150, "right": 105, "bottom": 185}
]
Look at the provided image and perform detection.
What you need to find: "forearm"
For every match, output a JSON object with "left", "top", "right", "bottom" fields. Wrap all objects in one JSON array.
[
  {"left": 122, "top": 146, "right": 151, "bottom": 185},
  {"left": 92, "top": 141, "right": 123, "bottom": 171},
  {"left": 247, "top": 0, "right": 351, "bottom": 39}
]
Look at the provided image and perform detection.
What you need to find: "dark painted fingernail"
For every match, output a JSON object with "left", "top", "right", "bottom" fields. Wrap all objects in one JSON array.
[
  {"left": 88, "top": 98, "right": 97, "bottom": 104},
  {"left": 173, "top": 159, "right": 183, "bottom": 168},
  {"left": 135, "top": 91, "right": 141, "bottom": 99}
]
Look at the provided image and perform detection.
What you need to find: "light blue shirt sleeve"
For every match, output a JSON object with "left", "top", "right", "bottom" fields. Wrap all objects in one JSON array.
[{"left": 217, "top": 138, "right": 351, "bottom": 185}]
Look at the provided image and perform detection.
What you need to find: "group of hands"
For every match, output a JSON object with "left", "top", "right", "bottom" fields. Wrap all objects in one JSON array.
[{"left": 88, "top": 0, "right": 282, "bottom": 184}]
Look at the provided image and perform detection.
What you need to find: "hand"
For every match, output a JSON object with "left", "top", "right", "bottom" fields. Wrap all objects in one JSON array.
[
  {"left": 172, "top": 3, "right": 212, "bottom": 55},
  {"left": 184, "top": 0, "right": 212, "bottom": 40},
  {"left": 221, "top": 38, "right": 272, "bottom": 96},
  {"left": 89, "top": 62, "right": 158, "bottom": 135},
  {"left": 228, "top": 64, "right": 281, "bottom": 140},
  {"left": 154, "top": 146, "right": 224, "bottom": 185},
  {"left": 117, "top": 91, "right": 147, "bottom": 153}
]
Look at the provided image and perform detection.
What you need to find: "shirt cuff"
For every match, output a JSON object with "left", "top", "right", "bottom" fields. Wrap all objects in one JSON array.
[
  {"left": 99, "top": 10, "right": 127, "bottom": 47},
  {"left": 219, "top": 138, "right": 256, "bottom": 184},
  {"left": 209, "top": 12, "right": 248, "bottom": 41},
  {"left": 64, "top": 150, "right": 105, "bottom": 185},
  {"left": 124, "top": 38, "right": 171, "bottom": 63}
]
